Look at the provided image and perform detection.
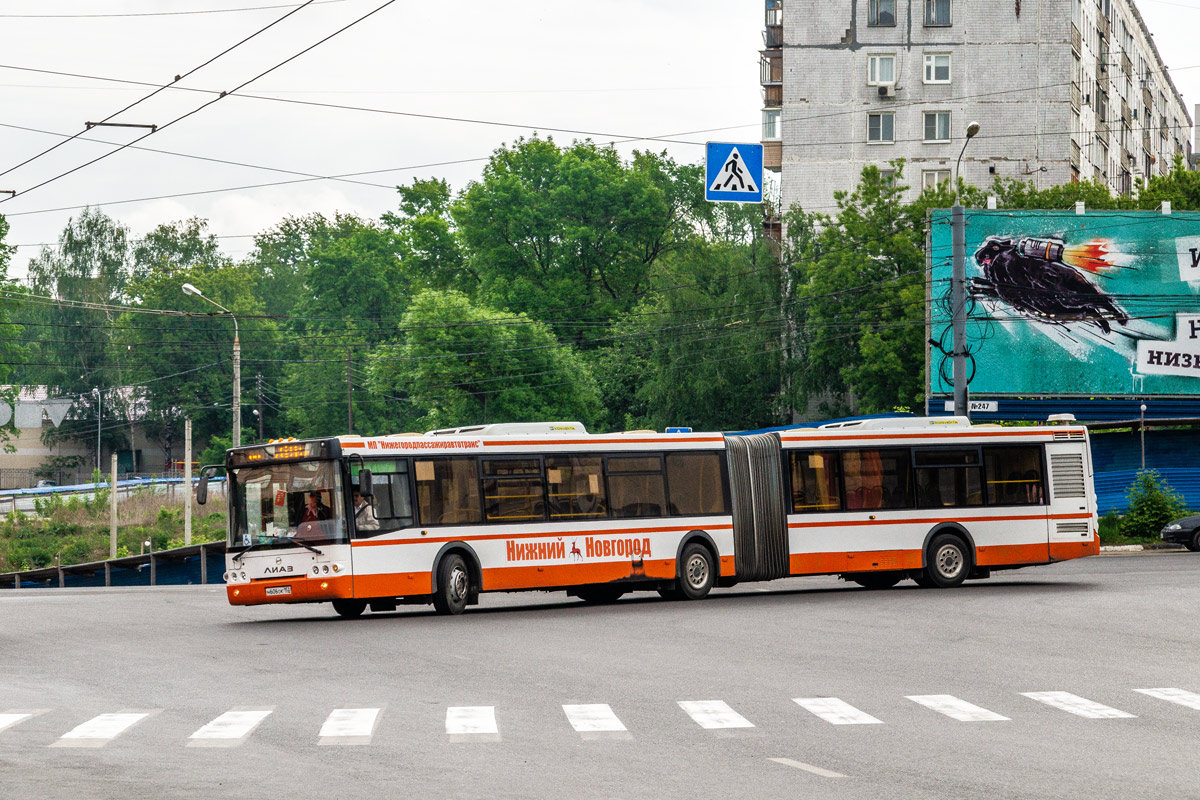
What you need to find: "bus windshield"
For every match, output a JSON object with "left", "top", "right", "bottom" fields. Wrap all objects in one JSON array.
[{"left": 230, "top": 460, "right": 347, "bottom": 549}]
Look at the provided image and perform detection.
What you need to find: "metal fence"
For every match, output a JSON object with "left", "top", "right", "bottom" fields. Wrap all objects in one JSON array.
[{"left": 1, "top": 541, "right": 228, "bottom": 589}]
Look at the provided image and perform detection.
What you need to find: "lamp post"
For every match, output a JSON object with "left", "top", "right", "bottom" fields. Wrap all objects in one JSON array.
[
  {"left": 1140, "top": 403, "right": 1147, "bottom": 471},
  {"left": 951, "top": 121, "right": 981, "bottom": 419},
  {"left": 182, "top": 283, "right": 241, "bottom": 448}
]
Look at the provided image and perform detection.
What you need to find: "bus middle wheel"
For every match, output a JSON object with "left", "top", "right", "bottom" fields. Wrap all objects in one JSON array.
[
  {"left": 924, "top": 533, "right": 971, "bottom": 588},
  {"left": 678, "top": 542, "right": 715, "bottom": 600}
]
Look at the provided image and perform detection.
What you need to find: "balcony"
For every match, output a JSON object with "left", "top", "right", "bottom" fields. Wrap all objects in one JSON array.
[
  {"left": 762, "top": 84, "right": 783, "bottom": 107},
  {"left": 1122, "top": 54, "right": 1132, "bottom": 77},
  {"left": 763, "top": 140, "right": 782, "bottom": 171},
  {"left": 1070, "top": 140, "right": 1081, "bottom": 169},
  {"left": 763, "top": 25, "right": 783, "bottom": 48},
  {"left": 1071, "top": 23, "right": 1081, "bottom": 53},
  {"left": 1071, "top": 82, "right": 1081, "bottom": 110},
  {"left": 760, "top": 53, "right": 783, "bottom": 85},
  {"left": 1097, "top": 14, "right": 1109, "bottom": 40}
]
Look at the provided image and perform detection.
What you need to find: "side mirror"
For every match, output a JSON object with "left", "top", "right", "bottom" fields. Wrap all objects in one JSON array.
[
  {"left": 196, "top": 465, "right": 220, "bottom": 505},
  {"left": 358, "top": 469, "right": 373, "bottom": 498}
]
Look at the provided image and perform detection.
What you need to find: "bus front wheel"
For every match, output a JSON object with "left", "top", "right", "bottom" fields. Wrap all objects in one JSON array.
[
  {"left": 332, "top": 599, "right": 366, "bottom": 619},
  {"left": 433, "top": 554, "right": 471, "bottom": 615},
  {"left": 679, "top": 542, "right": 715, "bottom": 600},
  {"left": 924, "top": 533, "right": 971, "bottom": 588}
]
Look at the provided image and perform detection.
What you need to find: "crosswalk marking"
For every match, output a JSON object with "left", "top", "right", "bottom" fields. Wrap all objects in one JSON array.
[
  {"left": 562, "top": 703, "right": 627, "bottom": 736},
  {"left": 319, "top": 708, "right": 380, "bottom": 745},
  {"left": 1022, "top": 692, "right": 1135, "bottom": 719},
  {"left": 793, "top": 697, "right": 882, "bottom": 725},
  {"left": 446, "top": 706, "right": 500, "bottom": 741},
  {"left": 906, "top": 695, "right": 1009, "bottom": 722},
  {"left": 188, "top": 708, "right": 274, "bottom": 748},
  {"left": 769, "top": 757, "right": 846, "bottom": 778},
  {"left": 52, "top": 712, "right": 152, "bottom": 748},
  {"left": 0, "top": 713, "right": 34, "bottom": 734},
  {"left": 678, "top": 700, "right": 754, "bottom": 729},
  {"left": 1135, "top": 688, "right": 1200, "bottom": 710}
]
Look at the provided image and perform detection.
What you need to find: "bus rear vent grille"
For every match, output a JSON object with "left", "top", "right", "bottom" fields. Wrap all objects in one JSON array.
[
  {"left": 1050, "top": 453, "right": 1086, "bottom": 498},
  {"left": 1056, "top": 522, "right": 1091, "bottom": 537},
  {"left": 1052, "top": 431, "right": 1085, "bottom": 441}
]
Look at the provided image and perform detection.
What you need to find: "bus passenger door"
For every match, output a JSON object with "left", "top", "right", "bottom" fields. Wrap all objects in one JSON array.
[{"left": 1044, "top": 442, "right": 1093, "bottom": 558}]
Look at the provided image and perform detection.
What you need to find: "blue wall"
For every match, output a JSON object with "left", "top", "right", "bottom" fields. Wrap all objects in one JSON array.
[{"left": 1090, "top": 428, "right": 1200, "bottom": 515}]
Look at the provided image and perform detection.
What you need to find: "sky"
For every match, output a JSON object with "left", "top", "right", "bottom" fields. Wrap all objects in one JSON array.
[{"left": 0, "top": 0, "right": 1196, "bottom": 282}]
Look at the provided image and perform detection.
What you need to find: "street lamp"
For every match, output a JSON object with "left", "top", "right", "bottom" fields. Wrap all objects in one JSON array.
[
  {"left": 1140, "top": 403, "right": 1147, "bottom": 471},
  {"left": 182, "top": 283, "right": 241, "bottom": 448},
  {"left": 951, "top": 121, "right": 981, "bottom": 419},
  {"left": 93, "top": 387, "right": 102, "bottom": 472}
]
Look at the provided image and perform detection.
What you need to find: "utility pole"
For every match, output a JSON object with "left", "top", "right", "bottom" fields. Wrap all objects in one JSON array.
[
  {"left": 184, "top": 419, "right": 192, "bottom": 546},
  {"left": 952, "top": 121, "right": 981, "bottom": 419},
  {"left": 347, "top": 350, "right": 354, "bottom": 434},
  {"left": 109, "top": 453, "right": 118, "bottom": 558}
]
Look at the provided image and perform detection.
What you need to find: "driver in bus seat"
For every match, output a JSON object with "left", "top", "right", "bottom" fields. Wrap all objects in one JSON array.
[
  {"left": 302, "top": 491, "right": 331, "bottom": 522},
  {"left": 353, "top": 486, "right": 379, "bottom": 531}
]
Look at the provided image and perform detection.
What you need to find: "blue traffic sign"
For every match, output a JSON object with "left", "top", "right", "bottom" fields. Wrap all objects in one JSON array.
[{"left": 705, "top": 142, "right": 764, "bottom": 204}]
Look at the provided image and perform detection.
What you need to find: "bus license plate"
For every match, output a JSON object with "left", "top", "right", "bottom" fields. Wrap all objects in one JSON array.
[{"left": 265, "top": 586, "right": 292, "bottom": 596}]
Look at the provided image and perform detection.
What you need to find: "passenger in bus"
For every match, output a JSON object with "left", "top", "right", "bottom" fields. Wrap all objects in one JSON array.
[
  {"left": 353, "top": 487, "right": 379, "bottom": 531},
  {"left": 302, "top": 491, "right": 331, "bottom": 522},
  {"left": 1025, "top": 470, "right": 1043, "bottom": 503}
]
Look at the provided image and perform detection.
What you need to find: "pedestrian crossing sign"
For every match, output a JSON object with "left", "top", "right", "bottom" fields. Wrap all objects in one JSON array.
[{"left": 705, "top": 142, "right": 763, "bottom": 204}]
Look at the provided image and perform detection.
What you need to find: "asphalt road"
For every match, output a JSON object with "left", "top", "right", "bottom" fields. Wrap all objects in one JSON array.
[{"left": 2, "top": 553, "right": 1199, "bottom": 800}]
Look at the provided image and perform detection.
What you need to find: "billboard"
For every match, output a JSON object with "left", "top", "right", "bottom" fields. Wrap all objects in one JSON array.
[{"left": 929, "top": 210, "right": 1200, "bottom": 398}]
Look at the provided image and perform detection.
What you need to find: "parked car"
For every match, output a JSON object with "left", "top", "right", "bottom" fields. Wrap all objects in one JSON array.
[
  {"left": 34, "top": 479, "right": 57, "bottom": 489},
  {"left": 1161, "top": 516, "right": 1200, "bottom": 551}
]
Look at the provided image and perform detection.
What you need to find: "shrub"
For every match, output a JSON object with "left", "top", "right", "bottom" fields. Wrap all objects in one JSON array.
[{"left": 1118, "top": 470, "right": 1189, "bottom": 540}]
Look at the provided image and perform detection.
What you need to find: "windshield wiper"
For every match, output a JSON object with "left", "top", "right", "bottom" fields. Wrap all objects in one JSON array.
[{"left": 232, "top": 535, "right": 324, "bottom": 565}]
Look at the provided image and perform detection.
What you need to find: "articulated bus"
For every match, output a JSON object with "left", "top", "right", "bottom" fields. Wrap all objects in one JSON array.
[{"left": 198, "top": 417, "right": 1099, "bottom": 618}]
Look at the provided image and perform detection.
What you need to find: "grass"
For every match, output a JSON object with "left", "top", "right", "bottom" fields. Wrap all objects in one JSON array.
[{"left": 0, "top": 486, "right": 227, "bottom": 572}]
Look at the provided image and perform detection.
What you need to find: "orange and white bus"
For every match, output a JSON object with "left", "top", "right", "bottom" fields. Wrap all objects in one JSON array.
[{"left": 199, "top": 417, "right": 1098, "bottom": 618}]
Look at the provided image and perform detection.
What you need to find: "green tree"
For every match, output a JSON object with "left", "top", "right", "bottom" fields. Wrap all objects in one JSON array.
[
  {"left": 382, "top": 177, "right": 467, "bottom": 290},
  {"left": 786, "top": 163, "right": 927, "bottom": 416},
  {"left": 450, "top": 137, "right": 678, "bottom": 342},
  {"left": 0, "top": 214, "right": 24, "bottom": 446},
  {"left": 1119, "top": 470, "right": 1188, "bottom": 539},
  {"left": 367, "top": 289, "right": 600, "bottom": 431}
]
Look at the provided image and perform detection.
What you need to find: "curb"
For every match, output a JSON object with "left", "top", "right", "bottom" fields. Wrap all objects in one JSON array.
[{"left": 1100, "top": 545, "right": 1144, "bottom": 552}]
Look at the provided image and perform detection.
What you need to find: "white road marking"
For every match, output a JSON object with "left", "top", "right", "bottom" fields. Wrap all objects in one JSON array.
[
  {"left": 906, "top": 695, "right": 1009, "bottom": 721},
  {"left": 678, "top": 700, "right": 755, "bottom": 729},
  {"left": 1135, "top": 688, "right": 1200, "bottom": 710},
  {"left": 187, "top": 707, "right": 274, "bottom": 748},
  {"left": 0, "top": 712, "right": 35, "bottom": 734},
  {"left": 793, "top": 697, "right": 883, "bottom": 725},
  {"left": 769, "top": 757, "right": 846, "bottom": 778},
  {"left": 318, "top": 708, "right": 381, "bottom": 745},
  {"left": 52, "top": 712, "right": 153, "bottom": 748},
  {"left": 562, "top": 704, "right": 631, "bottom": 739},
  {"left": 446, "top": 706, "right": 500, "bottom": 742},
  {"left": 1022, "top": 692, "right": 1135, "bottom": 719}
]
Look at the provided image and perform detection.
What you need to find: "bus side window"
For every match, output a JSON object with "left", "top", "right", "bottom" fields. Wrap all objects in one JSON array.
[
  {"left": 606, "top": 455, "right": 666, "bottom": 518},
  {"left": 789, "top": 450, "right": 842, "bottom": 513},
  {"left": 983, "top": 446, "right": 1044, "bottom": 506},
  {"left": 482, "top": 458, "right": 546, "bottom": 523},
  {"left": 546, "top": 455, "right": 607, "bottom": 520},
  {"left": 665, "top": 452, "right": 729, "bottom": 516},
  {"left": 415, "top": 458, "right": 483, "bottom": 525},
  {"left": 361, "top": 460, "right": 415, "bottom": 535}
]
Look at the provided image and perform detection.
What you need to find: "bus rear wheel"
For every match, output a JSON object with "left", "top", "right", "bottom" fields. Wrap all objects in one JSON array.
[
  {"left": 848, "top": 571, "right": 903, "bottom": 590},
  {"left": 924, "top": 533, "right": 971, "bottom": 588},
  {"left": 332, "top": 599, "right": 366, "bottom": 619},
  {"left": 433, "top": 554, "right": 471, "bottom": 615},
  {"left": 678, "top": 542, "right": 715, "bottom": 600}
]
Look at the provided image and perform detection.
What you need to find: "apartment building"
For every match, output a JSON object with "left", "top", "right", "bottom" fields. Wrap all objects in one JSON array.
[{"left": 760, "top": 0, "right": 1193, "bottom": 215}]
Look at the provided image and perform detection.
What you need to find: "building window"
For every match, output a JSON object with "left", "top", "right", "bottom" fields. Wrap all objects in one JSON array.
[
  {"left": 924, "top": 0, "right": 950, "bottom": 25},
  {"left": 867, "top": 112, "right": 895, "bottom": 143},
  {"left": 869, "top": 0, "right": 896, "bottom": 26},
  {"left": 923, "top": 169, "right": 951, "bottom": 189},
  {"left": 924, "top": 111, "right": 951, "bottom": 142},
  {"left": 762, "top": 108, "right": 781, "bottom": 140},
  {"left": 868, "top": 54, "right": 896, "bottom": 85},
  {"left": 924, "top": 53, "right": 951, "bottom": 83},
  {"left": 1097, "top": 91, "right": 1108, "bottom": 122}
]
